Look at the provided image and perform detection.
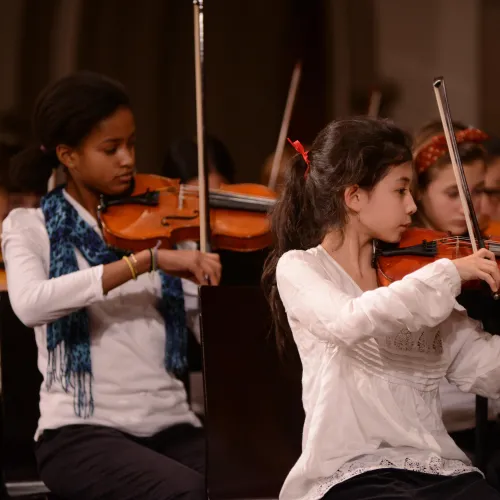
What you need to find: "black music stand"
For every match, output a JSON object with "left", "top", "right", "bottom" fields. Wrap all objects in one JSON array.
[
  {"left": 199, "top": 286, "right": 304, "bottom": 499},
  {"left": 0, "top": 292, "right": 53, "bottom": 498}
]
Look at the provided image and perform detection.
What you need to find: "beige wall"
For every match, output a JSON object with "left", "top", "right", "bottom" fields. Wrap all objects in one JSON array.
[
  {"left": 327, "top": 0, "right": 376, "bottom": 119},
  {"left": 481, "top": 0, "right": 500, "bottom": 135},
  {"left": 374, "top": 0, "right": 481, "bottom": 132}
]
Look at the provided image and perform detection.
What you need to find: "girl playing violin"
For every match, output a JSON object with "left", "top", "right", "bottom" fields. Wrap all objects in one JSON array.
[
  {"left": 2, "top": 71, "right": 220, "bottom": 500},
  {"left": 412, "top": 120, "right": 488, "bottom": 234},
  {"left": 262, "top": 117, "right": 500, "bottom": 500}
]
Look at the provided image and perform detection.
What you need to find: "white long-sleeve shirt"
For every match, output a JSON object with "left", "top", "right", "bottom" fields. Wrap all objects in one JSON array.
[
  {"left": 1, "top": 189, "right": 200, "bottom": 440},
  {"left": 440, "top": 378, "right": 499, "bottom": 432},
  {"left": 276, "top": 245, "right": 500, "bottom": 500}
]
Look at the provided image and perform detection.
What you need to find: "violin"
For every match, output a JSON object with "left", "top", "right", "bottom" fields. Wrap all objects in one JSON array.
[
  {"left": 375, "top": 227, "right": 500, "bottom": 292},
  {"left": 98, "top": 173, "right": 276, "bottom": 253}
]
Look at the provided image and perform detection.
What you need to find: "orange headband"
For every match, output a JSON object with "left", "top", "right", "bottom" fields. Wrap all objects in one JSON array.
[
  {"left": 287, "top": 138, "right": 310, "bottom": 178},
  {"left": 414, "top": 128, "right": 488, "bottom": 173}
]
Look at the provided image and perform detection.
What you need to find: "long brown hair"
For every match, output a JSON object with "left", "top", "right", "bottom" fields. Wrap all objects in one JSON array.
[{"left": 262, "top": 117, "right": 413, "bottom": 352}]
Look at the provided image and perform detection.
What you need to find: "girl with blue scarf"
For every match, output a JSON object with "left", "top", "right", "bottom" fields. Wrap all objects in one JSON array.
[{"left": 2, "top": 72, "right": 220, "bottom": 500}]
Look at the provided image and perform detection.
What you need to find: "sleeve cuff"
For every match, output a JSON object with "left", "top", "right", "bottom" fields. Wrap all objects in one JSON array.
[
  {"left": 93, "top": 264, "right": 105, "bottom": 299},
  {"left": 440, "top": 259, "right": 462, "bottom": 297},
  {"left": 403, "top": 258, "right": 462, "bottom": 297}
]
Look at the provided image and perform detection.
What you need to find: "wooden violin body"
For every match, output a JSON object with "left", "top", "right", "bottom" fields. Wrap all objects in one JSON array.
[
  {"left": 98, "top": 173, "right": 277, "bottom": 253},
  {"left": 486, "top": 220, "right": 500, "bottom": 237},
  {"left": 375, "top": 227, "right": 500, "bottom": 290}
]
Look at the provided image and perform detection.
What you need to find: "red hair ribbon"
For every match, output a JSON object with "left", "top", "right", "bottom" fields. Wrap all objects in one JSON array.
[
  {"left": 415, "top": 128, "right": 488, "bottom": 173},
  {"left": 287, "top": 138, "right": 310, "bottom": 178}
]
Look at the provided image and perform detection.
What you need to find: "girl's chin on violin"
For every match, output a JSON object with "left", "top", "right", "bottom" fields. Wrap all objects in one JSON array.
[
  {"left": 375, "top": 223, "right": 412, "bottom": 244},
  {"left": 105, "top": 171, "right": 135, "bottom": 195},
  {"left": 116, "top": 172, "right": 134, "bottom": 184},
  {"left": 447, "top": 219, "right": 468, "bottom": 236},
  {"left": 92, "top": 174, "right": 134, "bottom": 198}
]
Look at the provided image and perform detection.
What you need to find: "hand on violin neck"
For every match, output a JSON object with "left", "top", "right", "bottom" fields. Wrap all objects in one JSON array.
[
  {"left": 157, "top": 248, "right": 221, "bottom": 286},
  {"left": 453, "top": 248, "right": 500, "bottom": 293}
]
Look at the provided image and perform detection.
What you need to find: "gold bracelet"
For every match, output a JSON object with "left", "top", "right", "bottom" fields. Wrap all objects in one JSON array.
[
  {"left": 122, "top": 255, "right": 137, "bottom": 280},
  {"left": 130, "top": 253, "right": 139, "bottom": 276}
]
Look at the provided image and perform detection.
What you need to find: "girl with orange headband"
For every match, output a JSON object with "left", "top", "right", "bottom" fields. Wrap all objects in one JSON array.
[
  {"left": 412, "top": 120, "right": 489, "bottom": 235},
  {"left": 412, "top": 120, "right": 500, "bottom": 483}
]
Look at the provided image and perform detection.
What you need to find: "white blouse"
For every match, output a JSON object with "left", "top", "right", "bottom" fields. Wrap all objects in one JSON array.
[
  {"left": 276, "top": 245, "right": 500, "bottom": 500},
  {"left": 1, "top": 190, "right": 200, "bottom": 440}
]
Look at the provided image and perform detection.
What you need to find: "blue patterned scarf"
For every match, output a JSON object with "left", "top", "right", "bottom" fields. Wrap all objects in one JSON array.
[{"left": 40, "top": 186, "right": 188, "bottom": 417}]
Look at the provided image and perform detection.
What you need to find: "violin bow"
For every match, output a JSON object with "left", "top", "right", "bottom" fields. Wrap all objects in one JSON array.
[
  {"left": 367, "top": 88, "right": 382, "bottom": 118},
  {"left": 268, "top": 61, "right": 302, "bottom": 191},
  {"left": 433, "top": 77, "right": 484, "bottom": 253},
  {"left": 433, "top": 77, "right": 491, "bottom": 472},
  {"left": 193, "top": 0, "right": 211, "bottom": 253}
]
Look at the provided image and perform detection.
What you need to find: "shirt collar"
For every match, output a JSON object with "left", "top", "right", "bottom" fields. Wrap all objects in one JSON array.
[{"left": 62, "top": 188, "right": 100, "bottom": 232}]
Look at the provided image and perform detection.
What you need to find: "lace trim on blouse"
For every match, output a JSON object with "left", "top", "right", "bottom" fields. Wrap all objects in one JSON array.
[{"left": 313, "top": 454, "right": 479, "bottom": 500}]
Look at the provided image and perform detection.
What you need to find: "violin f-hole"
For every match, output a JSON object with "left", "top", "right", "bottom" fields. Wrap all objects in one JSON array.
[{"left": 161, "top": 211, "right": 199, "bottom": 226}]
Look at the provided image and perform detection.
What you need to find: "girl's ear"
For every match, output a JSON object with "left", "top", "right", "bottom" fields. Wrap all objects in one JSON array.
[
  {"left": 344, "top": 184, "right": 368, "bottom": 213},
  {"left": 56, "top": 145, "right": 77, "bottom": 173}
]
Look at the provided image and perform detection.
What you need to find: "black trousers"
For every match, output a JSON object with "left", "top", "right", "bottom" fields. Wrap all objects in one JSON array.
[
  {"left": 450, "top": 424, "right": 500, "bottom": 491},
  {"left": 35, "top": 423, "right": 205, "bottom": 500},
  {"left": 322, "top": 468, "right": 500, "bottom": 500}
]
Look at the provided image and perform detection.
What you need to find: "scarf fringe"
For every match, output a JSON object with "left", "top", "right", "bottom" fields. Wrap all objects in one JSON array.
[{"left": 46, "top": 344, "right": 94, "bottom": 418}]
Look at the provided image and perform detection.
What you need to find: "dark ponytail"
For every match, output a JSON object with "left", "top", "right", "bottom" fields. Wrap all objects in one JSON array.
[
  {"left": 262, "top": 117, "right": 413, "bottom": 352},
  {"left": 9, "top": 145, "right": 58, "bottom": 194},
  {"left": 9, "top": 71, "right": 130, "bottom": 193},
  {"left": 262, "top": 154, "right": 314, "bottom": 354}
]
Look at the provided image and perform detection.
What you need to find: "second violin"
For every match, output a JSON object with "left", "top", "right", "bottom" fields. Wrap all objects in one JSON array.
[
  {"left": 98, "top": 173, "right": 277, "bottom": 253},
  {"left": 375, "top": 227, "right": 500, "bottom": 296}
]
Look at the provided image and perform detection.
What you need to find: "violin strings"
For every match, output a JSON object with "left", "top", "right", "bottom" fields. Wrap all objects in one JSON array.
[
  {"left": 177, "top": 186, "right": 274, "bottom": 209},
  {"left": 181, "top": 184, "right": 275, "bottom": 205},
  {"left": 428, "top": 237, "right": 500, "bottom": 256},
  {"left": 142, "top": 184, "right": 275, "bottom": 208}
]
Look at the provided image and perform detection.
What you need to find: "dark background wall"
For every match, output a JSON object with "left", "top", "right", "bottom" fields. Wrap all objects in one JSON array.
[{"left": 1, "top": 0, "right": 499, "bottom": 182}]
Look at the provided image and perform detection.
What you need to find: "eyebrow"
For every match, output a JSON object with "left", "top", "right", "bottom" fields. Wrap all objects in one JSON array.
[
  {"left": 97, "top": 138, "right": 121, "bottom": 146},
  {"left": 97, "top": 133, "right": 136, "bottom": 147},
  {"left": 396, "top": 176, "right": 411, "bottom": 183}
]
